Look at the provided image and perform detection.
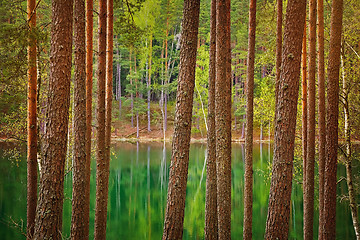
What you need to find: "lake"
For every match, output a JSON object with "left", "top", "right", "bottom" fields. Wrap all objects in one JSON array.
[{"left": 0, "top": 142, "right": 357, "bottom": 239}]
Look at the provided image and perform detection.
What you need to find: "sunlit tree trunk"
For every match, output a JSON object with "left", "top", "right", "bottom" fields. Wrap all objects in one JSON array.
[
  {"left": 85, "top": 0, "right": 93, "bottom": 236},
  {"left": 105, "top": 0, "right": 113, "bottom": 164},
  {"left": 162, "top": 0, "right": 200, "bottom": 238},
  {"left": 26, "top": 0, "right": 37, "bottom": 238},
  {"left": 216, "top": 0, "right": 232, "bottom": 238},
  {"left": 71, "top": 0, "right": 87, "bottom": 238},
  {"left": 317, "top": 0, "right": 326, "bottom": 237},
  {"left": 301, "top": 25, "right": 307, "bottom": 189},
  {"left": 243, "top": 0, "right": 256, "bottom": 238},
  {"left": 264, "top": 0, "right": 306, "bottom": 238},
  {"left": 304, "top": 0, "right": 317, "bottom": 238},
  {"left": 341, "top": 54, "right": 360, "bottom": 240},
  {"left": 205, "top": 0, "right": 217, "bottom": 238},
  {"left": 275, "top": 0, "right": 283, "bottom": 106},
  {"left": 322, "top": 0, "right": 343, "bottom": 238},
  {"left": 94, "top": 0, "right": 108, "bottom": 238},
  {"left": 33, "top": 0, "right": 73, "bottom": 238}
]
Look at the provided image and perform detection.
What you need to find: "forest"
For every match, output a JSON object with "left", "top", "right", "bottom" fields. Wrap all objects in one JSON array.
[{"left": 0, "top": 0, "right": 360, "bottom": 239}]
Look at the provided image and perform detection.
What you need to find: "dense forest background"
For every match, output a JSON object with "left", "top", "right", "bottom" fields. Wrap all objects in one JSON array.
[{"left": 1, "top": 0, "right": 359, "bottom": 142}]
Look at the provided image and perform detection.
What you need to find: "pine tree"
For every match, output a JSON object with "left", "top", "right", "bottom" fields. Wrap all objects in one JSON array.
[{"left": 162, "top": 0, "right": 200, "bottom": 238}]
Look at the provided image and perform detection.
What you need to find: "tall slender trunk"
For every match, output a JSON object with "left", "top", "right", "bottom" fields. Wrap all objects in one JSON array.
[
  {"left": 33, "top": 0, "right": 73, "bottom": 238},
  {"left": 26, "top": 0, "right": 37, "bottom": 238},
  {"left": 94, "top": 0, "right": 108, "bottom": 238},
  {"left": 304, "top": 0, "right": 317, "bottom": 238},
  {"left": 147, "top": 36, "right": 153, "bottom": 132},
  {"left": 264, "top": 0, "right": 306, "bottom": 237},
  {"left": 317, "top": 0, "right": 326, "bottom": 236},
  {"left": 275, "top": 0, "right": 283, "bottom": 106},
  {"left": 105, "top": 0, "right": 113, "bottom": 178},
  {"left": 162, "top": 0, "right": 200, "bottom": 238},
  {"left": 85, "top": 0, "right": 93, "bottom": 236},
  {"left": 216, "top": 0, "right": 232, "bottom": 238},
  {"left": 301, "top": 25, "right": 307, "bottom": 188},
  {"left": 322, "top": 0, "right": 343, "bottom": 238},
  {"left": 341, "top": 55, "right": 360, "bottom": 240},
  {"left": 130, "top": 48, "right": 134, "bottom": 127},
  {"left": 117, "top": 48, "right": 122, "bottom": 119},
  {"left": 243, "top": 0, "right": 256, "bottom": 237},
  {"left": 71, "top": 0, "right": 87, "bottom": 238},
  {"left": 205, "top": 0, "right": 217, "bottom": 238}
]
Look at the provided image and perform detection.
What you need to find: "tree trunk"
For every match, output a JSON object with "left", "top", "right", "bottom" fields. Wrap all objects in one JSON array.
[
  {"left": 341, "top": 55, "right": 360, "bottom": 240},
  {"left": 301, "top": 25, "right": 307, "bottom": 188},
  {"left": 147, "top": 36, "right": 153, "bottom": 132},
  {"left": 85, "top": 0, "right": 93, "bottom": 236},
  {"left": 264, "top": 0, "right": 306, "bottom": 238},
  {"left": 216, "top": 0, "right": 232, "bottom": 238},
  {"left": 317, "top": 0, "right": 325, "bottom": 236},
  {"left": 304, "top": 0, "right": 317, "bottom": 238},
  {"left": 275, "top": 0, "right": 283, "bottom": 106},
  {"left": 117, "top": 48, "right": 122, "bottom": 119},
  {"left": 243, "top": 0, "right": 256, "bottom": 238},
  {"left": 131, "top": 51, "right": 134, "bottom": 128},
  {"left": 33, "top": 0, "right": 73, "bottom": 238},
  {"left": 322, "top": 0, "right": 343, "bottom": 238},
  {"left": 26, "top": 0, "right": 37, "bottom": 238},
  {"left": 162, "top": 0, "right": 200, "bottom": 238},
  {"left": 205, "top": 0, "right": 217, "bottom": 238},
  {"left": 105, "top": 0, "right": 113, "bottom": 167},
  {"left": 71, "top": 0, "right": 87, "bottom": 238},
  {"left": 94, "top": 0, "right": 108, "bottom": 238}
]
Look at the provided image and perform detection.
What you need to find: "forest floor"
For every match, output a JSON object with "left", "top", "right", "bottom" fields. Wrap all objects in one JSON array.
[{"left": 112, "top": 118, "right": 270, "bottom": 143}]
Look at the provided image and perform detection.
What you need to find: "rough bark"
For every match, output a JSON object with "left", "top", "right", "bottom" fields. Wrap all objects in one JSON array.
[
  {"left": 105, "top": 0, "right": 113, "bottom": 169},
  {"left": 317, "top": 0, "right": 326, "bottom": 238},
  {"left": 275, "top": 0, "right": 283, "bottom": 106},
  {"left": 85, "top": 0, "right": 93, "bottom": 236},
  {"left": 94, "top": 0, "right": 108, "bottom": 238},
  {"left": 71, "top": 0, "right": 87, "bottom": 238},
  {"left": 33, "top": 0, "right": 73, "bottom": 238},
  {"left": 322, "top": 0, "right": 343, "bottom": 238},
  {"left": 304, "top": 0, "right": 317, "bottom": 238},
  {"left": 301, "top": 25, "right": 307, "bottom": 188},
  {"left": 216, "top": 0, "right": 232, "bottom": 238},
  {"left": 264, "top": 0, "right": 306, "bottom": 238},
  {"left": 243, "top": 0, "right": 256, "bottom": 238},
  {"left": 161, "top": 0, "right": 200, "bottom": 239},
  {"left": 205, "top": 0, "right": 217, "bottom": 238},
  {"left": 27, "top": 0, "right": 37, "bottom": 238}
]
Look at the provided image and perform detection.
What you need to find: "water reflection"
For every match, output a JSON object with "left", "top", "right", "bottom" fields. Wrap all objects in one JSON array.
[{"left": 0, "top": 143, "right": 357, "bottom": 239}]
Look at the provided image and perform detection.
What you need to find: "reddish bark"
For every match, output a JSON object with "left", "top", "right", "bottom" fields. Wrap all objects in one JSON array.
[
  {"left": 317, "top": 0, "right": 326, "bottom": 237},
  {"left": 71, "top": 0, "right": 87, "bottom": 238},
  {"left": 161, "top": 0, "right": 200, "bottom": 238},
  {"left": 243, "top": 0, "right": 256, "bottom": 238},
  {"left": 205, "top": 0, "right": 217, "bottom": 238},
  {"left": 33, "top": 0, "right": 73, "bottom": 238},
  {"left": 216, "top": 0, "right": 232, "bottom": 238},
  {"left": 323, "top": 0, "right": 343, "bottom": 238},
  {"left": 85, "top": 0, "right": 93, "bottom": 236},
  {"left": 264, "top": 0, "right": 306, "bottom": 237},
  {"left": 26, "top": 0, "right": 37, "bottom": 238}
]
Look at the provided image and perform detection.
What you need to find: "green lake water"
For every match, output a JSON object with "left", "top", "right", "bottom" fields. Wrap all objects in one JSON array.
[{"left": 0, "top": 142, "right": 357, "bottom": 239}]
